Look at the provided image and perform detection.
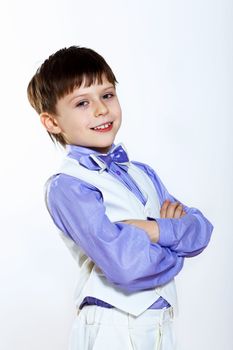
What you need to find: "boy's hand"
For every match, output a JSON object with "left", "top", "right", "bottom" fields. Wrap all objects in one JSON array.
[{"left": 160, "top": 200, "right": 186, "bottom": 219}]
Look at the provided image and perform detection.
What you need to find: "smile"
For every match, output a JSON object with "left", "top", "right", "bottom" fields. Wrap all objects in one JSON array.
[{"left": 91, "top": 122, "right": 113, "bottom": 132}]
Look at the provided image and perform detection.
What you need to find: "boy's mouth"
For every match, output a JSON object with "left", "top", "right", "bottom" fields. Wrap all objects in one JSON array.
[{"left": 91, "top": 122, "right": 113, "bottom": 132}]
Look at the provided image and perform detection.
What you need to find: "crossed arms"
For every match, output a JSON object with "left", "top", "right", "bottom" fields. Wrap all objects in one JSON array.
[
  {"left": 46, "top": 168, "right": 213, "bottom": 292},
  {"left": 121, "top": 199, "right": 186, "bottom": 243}
]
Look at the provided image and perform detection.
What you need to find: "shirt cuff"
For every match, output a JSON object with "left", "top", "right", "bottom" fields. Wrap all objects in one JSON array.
[{"left": 155, "top": 218, "right": 178, "bottom": 247}]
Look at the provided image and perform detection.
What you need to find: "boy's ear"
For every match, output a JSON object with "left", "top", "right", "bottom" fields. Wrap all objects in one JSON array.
[{"left": 40, "top": 112, "right": 62, "bottom": 134}]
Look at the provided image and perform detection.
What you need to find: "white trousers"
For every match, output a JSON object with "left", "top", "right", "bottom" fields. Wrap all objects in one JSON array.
[{"left": 69, "top": 305, "right": 176, "bottom": 350}]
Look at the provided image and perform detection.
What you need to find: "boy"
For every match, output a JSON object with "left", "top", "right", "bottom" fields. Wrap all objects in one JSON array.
[{"left": 27, "top": 46, "right": 213, "bottom": 350}]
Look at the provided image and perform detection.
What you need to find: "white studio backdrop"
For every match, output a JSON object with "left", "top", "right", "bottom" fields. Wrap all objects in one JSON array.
[{"left": 0, "top": 0, "right": 232, "bottom": 349}]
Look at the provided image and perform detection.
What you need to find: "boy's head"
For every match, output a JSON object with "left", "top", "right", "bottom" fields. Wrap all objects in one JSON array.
[{"left": 27, "top": 46, "right": 122, "bottom": 153}]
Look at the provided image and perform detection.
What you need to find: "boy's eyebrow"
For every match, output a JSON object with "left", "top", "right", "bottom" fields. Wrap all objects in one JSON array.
[{"left": 68, "top": 85, "right": 115, "bottom": 103}]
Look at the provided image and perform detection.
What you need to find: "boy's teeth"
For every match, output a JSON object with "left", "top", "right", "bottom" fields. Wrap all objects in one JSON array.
[{"left": 94, "top": 122, "right": 111, "bottom": 130}]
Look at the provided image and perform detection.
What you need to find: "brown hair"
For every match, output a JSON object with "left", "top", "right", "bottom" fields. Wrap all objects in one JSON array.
[{"left": 27, "top": 46, "right": 118, "bottom": 148}]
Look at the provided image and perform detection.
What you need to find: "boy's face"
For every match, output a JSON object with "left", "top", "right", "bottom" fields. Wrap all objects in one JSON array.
[{"left": 41, "top": 75, "right": 122, "bottom": 153}]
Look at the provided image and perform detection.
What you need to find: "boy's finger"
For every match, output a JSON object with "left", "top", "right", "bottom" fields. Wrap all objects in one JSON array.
[
  {"left": 160, "top": 200, "right": 170, "bottom": 218},
  {"left": 166, "top": 202, "right": 180, "bottom": 218},
  {"left": 174, "top": 204, "right": 183, "bottom": 218}
]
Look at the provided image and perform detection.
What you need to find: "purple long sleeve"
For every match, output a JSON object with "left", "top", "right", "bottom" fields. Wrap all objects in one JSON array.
[
  {"left": 132, "top": 161, "right": 214, "bottom": 257},
  {"left": 46, "top": 173, "right": 184, "bottom": 293}
]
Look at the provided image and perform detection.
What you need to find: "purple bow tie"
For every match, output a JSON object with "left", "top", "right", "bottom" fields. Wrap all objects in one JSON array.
[{"left": 89, "top": 143, "right": 130, "bottom": 172}]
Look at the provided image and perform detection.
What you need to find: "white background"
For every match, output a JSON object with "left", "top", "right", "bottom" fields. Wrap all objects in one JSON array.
[{"left": 0, "top": 0, "right": 232, "bottom": 349}]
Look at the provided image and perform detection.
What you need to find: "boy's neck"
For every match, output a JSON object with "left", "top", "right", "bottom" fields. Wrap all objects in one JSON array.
[
  {"left": 90, "top": 145, "right": 113, "bottom": 154},
  {"left": 67, "top": 143, "right": 115, "bottom": 155}
]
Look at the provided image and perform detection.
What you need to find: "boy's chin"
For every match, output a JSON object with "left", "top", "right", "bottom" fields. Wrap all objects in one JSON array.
[{"left": 91, "top": 143, "right": 113, "bottom": 154}]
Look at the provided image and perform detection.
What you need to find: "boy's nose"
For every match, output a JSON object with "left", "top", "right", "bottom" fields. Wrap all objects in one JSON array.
[{"left": 94, "top": 100, "right": 109, "bottom": 117}]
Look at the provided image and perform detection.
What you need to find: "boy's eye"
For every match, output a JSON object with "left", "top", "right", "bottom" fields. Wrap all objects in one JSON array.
[
  {"left": 76, "top": 100, "right": 88, "bottom": 108},
  {"left": 103, "top": 93, "right": 114, "bottom": 99}
]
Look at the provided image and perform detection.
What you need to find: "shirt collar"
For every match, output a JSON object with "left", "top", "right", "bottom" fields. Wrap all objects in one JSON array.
[{"left": 65, "top": 142, "right": 130, "bottom": 172}]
